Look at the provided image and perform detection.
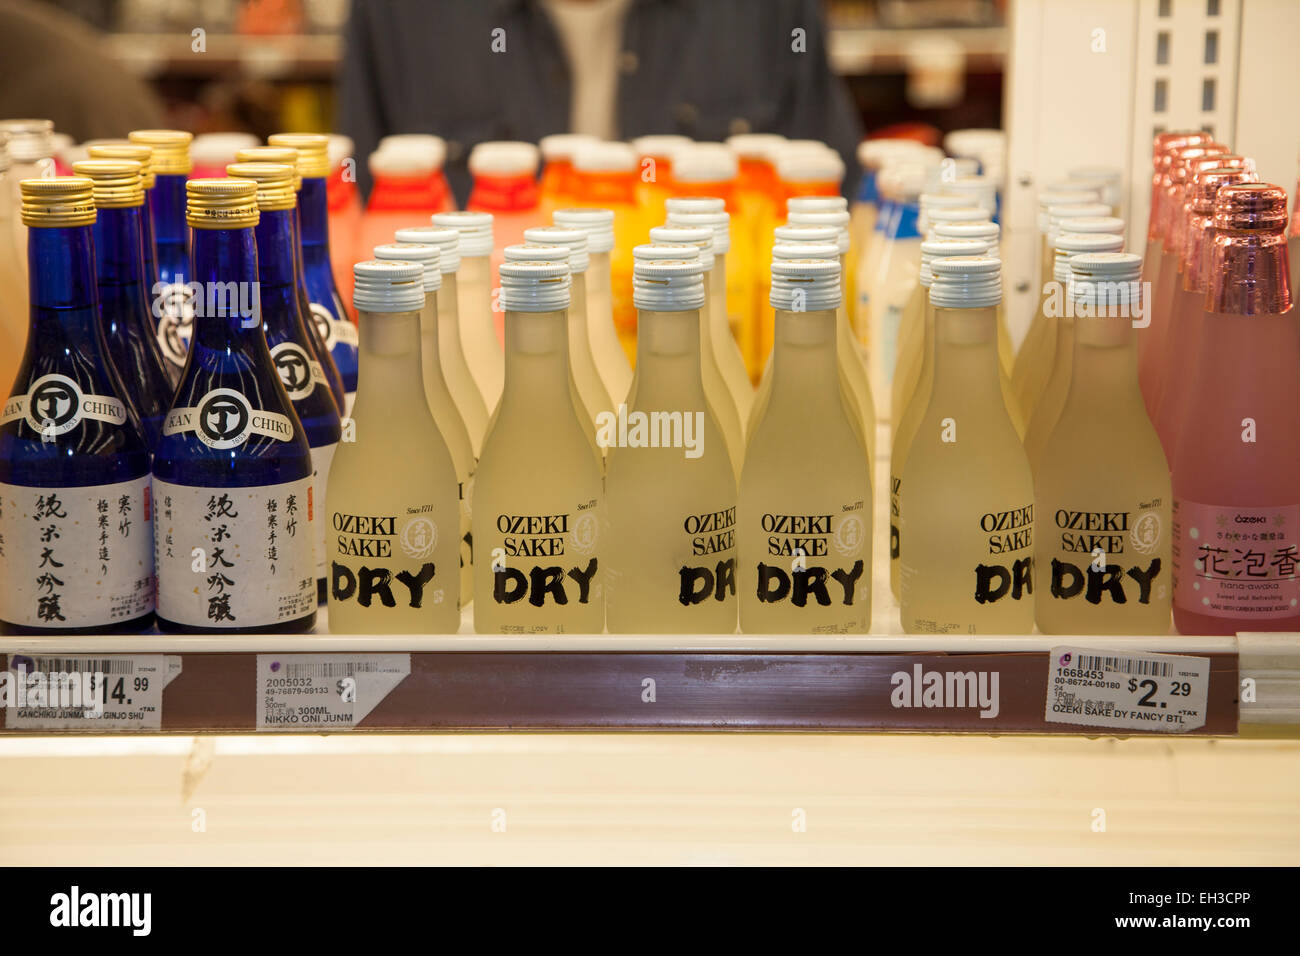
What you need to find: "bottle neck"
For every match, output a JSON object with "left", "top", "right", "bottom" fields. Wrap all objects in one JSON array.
[
  {"left": 355, "top": 307, "right": 426, "bottom": 420},
  {"left": 460, "top": 254, "right": 491, "bottom": 291},
  {"left": 252, "top": 207, "right": 298, "bottom": 288},
  {"left": 569, "top": 272, "right": 588, "bottom": 336},
  {"left": 587, "top": 250, "right": 612, "bottom": 296},
  {"left": 437, "top": 273, "right": 463, "bottom": 348},
  {"left": 140, "top": 188, "right": 159, "bottom": 280},
  {"left": 26, "top": 225, "right": 101, "bottom": 345},
  {"left": 1065, "top": 310, "right": 1143, "bottom": 410},
  {"left": 1205, "top": 229, "right": 1292, "bottom": 315},
  {"left": 931, "top": 304, "right": 1002, "bottom": 400},
  {"left": 632, "top": 307, "right": 706, "bottom": 402},
  {"left": 91, "top": 206, "right": 147, "bottom": 285},
  {"left": 297, "top": 176, "right": 331, "bottom": 256},
  {"left": 770, "top": 307, "right": 840, "bottom": 404},
  {"left": 502, "top": 308, "right": 572, "bottom": 406},
  {"left": 188, "top": 226, "right": 263, "bottom": 352},
  {"left": 148, "top": 173, "right": 188, "bottom": 246},
  {"left": 421, "top": 291, "right": 443, "bottom": 365}
]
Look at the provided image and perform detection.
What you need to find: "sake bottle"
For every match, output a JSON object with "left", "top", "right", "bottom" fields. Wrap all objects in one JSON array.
[
  {"left": 87, "top": 142, "right": 161, "bottom": 352},
  {"left": 327, "top": 260, "right": 461, "bottom": 633},
  {"left": 472, "top": 260, "right": 604, "bottom": 634},
  {"left": 1022, "top": 230, "right": 1127, "bottom": 476},
  {"left": 0, "top": 119, "right": 55, "bottom": 273},
  {"left": 605, "top": 254, "right": 737, "bottom": 633},
  {"left": 394, "top": 225, "right": 490, "bottom": 456},
  {"left": 553, "top": 207, "right": 633, "bottom": 405},
  {"left": 129, "top": 129, "right": 194, "bottom": 375},
  {"left": 740, "top": 257, "right": 872, "bottom": 633},
  {"left": 373, "top": 241, "right": 475, "bottom": 609},
  {"left": 889, "top": 236, "right": 994, "bottom": 601},
  {"left": 152, "top": 179, "right": 316, "bottom": 633},
  {"left": 899, "top": 255, "right": 1034, "bottom": 635},
  {"left": 72, "top": 158, "right": 173, "bottom": 448},
  {"left": 1171, "top": 183, "right": 1300, "bottom": 635},
  {"left": 267, "top": 133, "right": 361, "bottom": 414},
  {"left": 0, "top": 177, "right": 155, "bottom": 634},
  {"left": 230, "top": 161, "right": 344, "bottom": 605},
  {"left": 432, "top": 210, "right": 503, "bottom": 414},
  {"left": 1034, "top": 187, "right": 1099, "bottom": 292},
  {"left": 1035, "top": 253, "right": 1171, "bottom": 634},
  {"left": 235, "top": 143, "right": 348, "bottom": 413}
]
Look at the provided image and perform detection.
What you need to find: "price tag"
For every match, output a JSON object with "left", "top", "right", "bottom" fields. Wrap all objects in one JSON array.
[
  {"left": 1045, "top": 645, "right": 1209, "bottom": 733},
  {"left": 5, "top": 654, "right": 182, "bottom": 730},
  {"left": 255, "top": 654, "right": 410, "bottom": 731}
]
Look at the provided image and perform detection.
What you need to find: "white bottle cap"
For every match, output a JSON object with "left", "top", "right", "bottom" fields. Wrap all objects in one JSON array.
[
  {"left": 1067, "top": 165, "right": 1123, "bottom": 208},
  {"left": 773, "top": 223, "right": 839, "bottom": 245},
  {"left": 726, "top": 133, "right": 787, "bottom": 161},
  {"left": 373, "top": 242, "right": 442, "bottom": 293},
  {"left": 377, "top": 134, "right": 446, "bottom": 167},
  {"left": 523, "top": 225, "right": 589, "bottom": 273},
  {"left": 775, "top": 146, "right": 844, "bottom": 184},
  {"left": 929, "top": 256, "right": 1002, "bottom": 308},
  {"left": 1070, "top": 251, "right": 1143, "bottom": 306},
  {"left": 1052, "top": 232, "right": 1125, "bottom": 283},
  {"left": 772, "top": 240, "right": 839, "bottom": 261},
  {"left": 1047, "top": 202, "right": 1112, "bottom": 241},
  {"left": 499, "top": 260, "right": 571, "bottom": 312},
  {"left": 857, "top": 138, "right": 932, "bottom": 169},
  {"left": 787, "top": 195, "right": 847, "bottom": 215},
  {"left": 504, "top": 242, "right": 569, "bottom": 264},
  {"left": 919, "top": 237, "right": 994, "bottom": 286},
  {"left": 553, "top": 207, "right": 615, "bottom": 253},
  {"left": 771, "top": 257, "right": 840, "bottom": 311},
  {"left": 649, "top": 224, "right": 714, "bottom": 270},
  {"left": 931, "top": 220, "right": 1000, "bottom": 244},
  {"left": 920, "top": 192, "right": 970, "bottom": 213},
  {"left": 665, "top": 196, "right": 724, "bottom": 215},
  {"left": 1037, "top": 188, "right": 1101, "bottom": 232},
  {"left": 191, "top": 132, "right": 260, "bottom": 167},
  {"left": 469, "top": 140, "right": 540, "bottom": 176},
  {"left": 1057, "top": 215, "right": 1125, "bottom": 237},
  {"left": 927, "top": 205, "right": 988, "bottom": 228},
  {"left": 431, "top": 210, "right": 493, "bottom": 257},
  {"left": 395, "top": 225, "right": 460, "bottom": 273},
  {"left": 944, "top": 128, "right": 1006, "bottom": 157},
  {"left": 633, "top": 257, "right": 705, "bottom": 311},
  {"left": 573, "top": 141, "right": 637, "bottom": 173},
  {"left": 327, "top": 134, "right": 354, "bottom": 169},
  {"left": 671, "top": 143, "right": 738, "bottom": 182},
  {"left": 876, "top": 162, "right": 930, "bottom": 201},
  {"left": 370, "top": 145, "right": 437, "bottom": 176},
  {"left": 943, "top": 174, "right": 997, "bottom": 213},
  {"left": 634, "top": 242, "right": 699, "bottom": 262},
  {"left": 1, "top": 118, "right": 54, "bottom": 162},
  {"left": 539, "top": 133, "right": 599, "bottom": 161},
  {"left": 785, "top": 209, "right": 850, "bottom": 254},
  {"left": 665, "top": 209, "right": 730, "bottom": 254},
  {"left": 353, "top": 259, "right": 426, "bottom": 313},
  {"left": 632, "top": 134, "right": 692, "bottom": 158}
]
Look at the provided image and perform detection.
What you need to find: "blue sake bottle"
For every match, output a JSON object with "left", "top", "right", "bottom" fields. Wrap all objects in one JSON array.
[
  {"left": 230, "top": 161, "right": 343, "bottom": 604},
  {"left": 0, "top": 177, "right": 155, "bottom": 634},
  {"left": 74, "top": 158, "right": 174, "bottom": 448},
  {"left": 151, "top": 178, "right": 316, "bottom": 633},
  {"left": 268, "top": 133, "right": 360, "bottom": 413}
]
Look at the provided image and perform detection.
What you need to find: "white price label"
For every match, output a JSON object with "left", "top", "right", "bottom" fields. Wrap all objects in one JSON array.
[
  {"left": 1045, "top": 645, "right": 1210, "bottom": 733},
  {"left": 255, "top": 653, "right": 410, "bottom": 731},
  {"left": 5, "top": 654, "right": 182, "bottom": 730}
]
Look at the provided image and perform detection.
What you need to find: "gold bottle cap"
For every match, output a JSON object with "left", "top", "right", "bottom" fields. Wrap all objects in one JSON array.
[
  {"left": 127, "top": 129, "right": 193, "bottom": 175},
  {"left": 234, "top": 146, "right": 302, "bottom": 190},
  {"left": 225, "top": 162, "right": 297, "bottom": 211},
  {"left": 20, "top": 176, "right": 97, "bottom": 227},
  {"left": 266, "top": 133, "right": 329, "bottom": 178},
  {"left": 71, "top": 159, "right": 145, "bottom": 209},
  {"left": 186, "top": 177, "right": 259, "bottom": 230},
  {"left": 88, "top": 143, "right": 155, "bottom": 188}
]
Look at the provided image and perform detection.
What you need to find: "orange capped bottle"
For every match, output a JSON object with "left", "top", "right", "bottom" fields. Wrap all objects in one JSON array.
[
  {"left": 631, "top": 134, "right": 691, "bottom": 218},
  {"left": 468, "top": 141, "right": 544, "bottom": 296},
  {"left": 538, "top": 133, "right": 598, "bottom": 217}
]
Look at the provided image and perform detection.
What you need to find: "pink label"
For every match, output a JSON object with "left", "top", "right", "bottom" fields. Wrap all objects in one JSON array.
[{"left": 1172, "top": 499, "right": 1300, "bottom": 620}]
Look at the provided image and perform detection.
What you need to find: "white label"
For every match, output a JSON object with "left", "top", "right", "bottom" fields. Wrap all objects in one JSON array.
[
  {"left": 1044, "top": 645, "right": 1210, "bottom": 733},
  {"left": 162, "top": 388, "right": 295, "bottom": 449},
  {"left": 270, "top": 341, "right": 325, "bottom": 400},
  {"left": 0, "top": 374, "right": 128, "bottom": 435},
  {"left": 255, "top": 653, "right": 410, "bottom": 731},
  {"left": 310, "top": 303, "right": 359, "bottom": 350},
  {"left": 5, "top": 654, "right": 181, "bottom": 730},
  {"left": 153, "top": 477, "right": 316, "bottom": 628},
  {"left": 0, "top": 478, "right": 155, "bottom": 628},
  {"left": 309, "top": 442, "right": 338, "bottom": 579}
]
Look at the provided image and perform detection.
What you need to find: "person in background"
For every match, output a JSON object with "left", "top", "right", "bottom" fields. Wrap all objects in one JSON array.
[{"left": 338, "top": 0, "right": 862, "bottom": 206}]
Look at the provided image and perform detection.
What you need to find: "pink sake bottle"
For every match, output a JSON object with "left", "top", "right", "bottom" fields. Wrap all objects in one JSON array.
[{"left": 1170, "top": 184, "right": 1300, "bottom": 635}]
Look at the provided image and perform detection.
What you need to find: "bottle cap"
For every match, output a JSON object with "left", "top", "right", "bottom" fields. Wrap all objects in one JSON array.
[
  {"left": 1069, "top": 251, "right": 1143, "bottom": 306},
  {"left": 396, "top": 225, "right": 460, "bottom": 273},
  {"left": 665, "top": 196, "right": 724, "bottom": 215},
  {"left": 1067, "top": 165, "right": 1122, "bottom": 198},
  {"left": 632, "top": 134, "right": 692, "bottom": 159},
  {"left": 500, "top": 259, "right": 571, "bottom": 312},
  {"left": 185, "top": 177, "right": 259, "bottom": 230},
  {"left": 553, "top": 207, "right": 614, "bottom": 253},
  {"left": 786, "top": 209, "right": 849, "bottom": 253},
  {"left": 857, "top": 138, "right": 931, "bottom": 169},
  {"left": 572, "top": 141, "right": 636, "bottom": 173},
  {"left": 929, "top": 256, "right": 1002, "bottom": 308},
  {"left": 376, "top": 134, "right": 446, "bottom": 168},
  {"left": 943, "top": 175, "right": 997, "bottom": 213},
  {"left": 20, "top": 176, "right": 96, "bottom": 227},
  {"left": 772, "top": 240, "right": 839, "bottom": 261},
  {"left": 327, "top": 134, "right": 354, "bottom": 170},
  {"left": 1056, "top": 215, "right": 1125, "bottom": 235},
  {"left": 672, "top": 143, "right": 738, "bottom": 182},
  {"left": 771, "top": 257, "right": 840, "bottom": 311},
  {"left": 87, "top": 143, "right": 154, "bottom": 189},
  {"left": 1047, "top": 201, "right": 1112, "bottom": 240},
  {"left": 925, "top": 205, "right": 988, "bottom": 233},
  {"left": 665, "top": 208, "right": 730, "bottom": 254},
  {"left": 504, "top": 242, "right": 569, "bottom": 264},
  {"left": 877, "top": 162, "right": 931, "bottom": 203},
  {"left": 522, "top": 226, "right": 589, "bottom": 273},
  {"left": 128, "top": 129, "right": 192, "bottom": 175},
  {"left": 1207, "top": 184, "right": 1292, "bottom": 315},
  {"left": 432, "top": 210, "right": 494, "bottom": 257},
  {"left": 469, "top": 140, "right": 540, "bottom": 176},
  {"left": 540, "top": 133, "right": 599, "bottom": 161},
  {"left": 1213, "top": 182, "right": 1289, "bottom": 231},
  {"left": 71, "top": 159, "right": 144, "bottom": 209},
  {"left": 236, "top": 146, "right": 303, "bottom": 190},
  {"left": 1153, "top": 131, "right": 1212, "bottom": 162},
  {"left": 726, "top": 133, "right": 786, "bottom": 161},
  {"left": 633, "top": 257, "right": 705, "bottom": 311},
  {"left": 775, "top": 147, "right": 844, "bottom": 184},
  {"left": 353, "top": 259, "right": 425, "bottom": 313},
  {"left": 919, "top": 237, "right": 994, "bottom": 286},
  {"left": 634, "top": 242, "right": 699, "bottom": 262},
  {"left": 650, "top": 224, "right": 714, "bottom": 270},
  {"left": 773, "top": 223, "right": 839, "bottom": 245},
  {"left": 1, "top": 118, "right": 55, "bottom": 163},
  {"left": 368, "top": 145, "right": 436, "bottom": 176},
  {"left": 1189, "top": 168, "right": 1257, "bottom": 214},
  {"left": 787, "top": 195, "right": 847, "bottom": 215},
  {"left": 1052, "top": 232, "right": 1125, "bottom": 282},
  {"left": 944, "top": 128, "right": 1005, "bottom": 155},
  {"left": 920, "top": 192, "right": 971, "bottom": 215},
  {"left": 373, "top": 242, "right": 442, "bottom": 293},
  {"left": 1037, "top": 188, "right": 1100, "bottom": 232},
  {"left": 266, "top": 133, "right": 330, "bottom": 178},
  {"left": 190, "top": 132, "right": 259, "bottom": 168},
  {"left": 224, "top": 162, "right": 297, "bottom": 211},
  {"left": 931, "top": 220, "right": 999, "bottom": 244}
]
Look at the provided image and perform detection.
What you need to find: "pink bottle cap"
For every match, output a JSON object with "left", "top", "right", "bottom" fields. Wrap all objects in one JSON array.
[{"left": 1206, "top": 184, "right": 1292, "bottom": 316}]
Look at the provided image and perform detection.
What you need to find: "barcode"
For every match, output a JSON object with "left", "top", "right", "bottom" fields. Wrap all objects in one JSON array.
[
  {"left": 27, "top": 657, "right": 135, "bottom": 676},
  {"left": 1074, "top": 654, "right": 1171, "bottom": 677},
  {"left": 281, "top": 660, "right": 392, "bottom": 678}
]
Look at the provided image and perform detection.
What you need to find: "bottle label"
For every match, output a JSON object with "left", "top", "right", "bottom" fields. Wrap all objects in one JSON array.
[
  {"left": 162, "top": 389, "right": 295, "bottom": 448},
  {"left": 155, "top": 281, "right": 195, "bottom": 368},
  {"left": 679, "top": 505, "right": 738, "bottom": 605},
  {"left": 1172, "top": 500, "right": 1300, "bottom": 620},
  {"left": 0, "top": 374, "right": 128, "bottom": 435},
  {"left": 153, "top": 477, "right": 316, "bottom": 628},
  {"left": 752, "top": 506, "right": 869, "bottom": 609},
  {"left": 1046, "top": 501, "right": 1167, "bottom": 605},
  {"left": 0, "top": 477, "right": 155, "bottom": 627},
  {"left": 310, "top": 303, "right": 359, "bottom": 350},
  {"left": 329, "top": 506, "right": 449, "bottom": 610},
  {"left": 489, "top": 502, "right": 600, "bottom": 607},
  {"left": 270, "top": 342, "right": 326, "bottom": 400},
  {"left": 310, "top": 442, "right": 338, "bottom": 579},
  {"left": 973, "top": 503, "right": 1035, "bottom": 604}
]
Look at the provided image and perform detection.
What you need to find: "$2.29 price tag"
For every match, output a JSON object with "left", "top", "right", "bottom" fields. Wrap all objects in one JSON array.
[{"left": 1045, "top": 645, "right": 1210, "bottom": 733}]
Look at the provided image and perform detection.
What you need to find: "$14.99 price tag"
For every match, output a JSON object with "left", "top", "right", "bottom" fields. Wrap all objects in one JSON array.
[{"left": 1045, "top": 645, "right": 1209, "bottom": 733}]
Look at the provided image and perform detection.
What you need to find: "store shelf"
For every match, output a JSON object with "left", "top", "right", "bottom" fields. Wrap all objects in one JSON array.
[
  {"left": 107, "top": 32, "right": 341, "bottom": 81},
  {"left": 828, "top": 26, "right": 1007, "bottom": 74}
]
